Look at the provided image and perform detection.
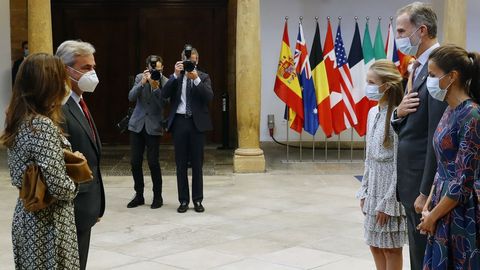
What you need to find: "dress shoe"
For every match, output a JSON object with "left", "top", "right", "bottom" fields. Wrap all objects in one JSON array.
[
  {"left": 177, "top": 202, "right": 189, "bottom": 213},
  {"left": 127, "top": 194, "right": 144, "bottom": 208},
  {"left": 193, "top": 202, "right": 205, "bottom": 213},
  {"left": 151, "top": 197, "right": 163, "bottom": 209}
]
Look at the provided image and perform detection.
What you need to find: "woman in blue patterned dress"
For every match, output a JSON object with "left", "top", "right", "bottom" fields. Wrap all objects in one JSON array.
[
  {"left": 1, "top": 53, "right": 80, "bottom": 269},
  {"left": 417, "top": 45, "right": 480, "bottom": 269},
  {"left": 357, "top": 60, "right": 407, "bottom": 270}
]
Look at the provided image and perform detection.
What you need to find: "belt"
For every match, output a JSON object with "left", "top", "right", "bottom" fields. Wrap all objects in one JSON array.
[{"left": 176, "top": 113, "right": 192, "bottom": 119}]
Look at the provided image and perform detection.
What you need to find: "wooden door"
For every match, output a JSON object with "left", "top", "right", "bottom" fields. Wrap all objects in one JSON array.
[{"left": 52, "top": 0, "right": 228, "bottom": 145}]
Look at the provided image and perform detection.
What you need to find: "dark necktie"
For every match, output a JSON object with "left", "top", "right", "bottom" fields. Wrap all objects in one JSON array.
[
  {"left": 185, "top": 79, "right": 192, "bottom": 116},
  {"left": 79, "top": 98, "right": 96, "bottom": 142},
  {"left": 407, "top": 60, "right": 421, "bottom": 93}
]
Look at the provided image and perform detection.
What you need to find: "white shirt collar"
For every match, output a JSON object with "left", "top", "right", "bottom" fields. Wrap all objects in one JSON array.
[{"left": 417, "top": 42, "right": 440, "bottom": 67}]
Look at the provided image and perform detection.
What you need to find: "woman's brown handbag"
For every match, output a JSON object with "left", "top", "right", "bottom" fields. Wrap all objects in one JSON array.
[
  {"left": 19, "top": 164, "right": 56, "bottom": 212},
  {"left": 64, "top": 149, "right": 93, "bottom": 184},
  {"left": 19, "top": 150, "right": 93, "bottom": 212}
]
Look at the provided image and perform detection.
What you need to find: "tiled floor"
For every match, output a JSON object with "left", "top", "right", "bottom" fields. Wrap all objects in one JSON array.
[{"left": 0, "top": 143, "right": 411, "bottom": 269}]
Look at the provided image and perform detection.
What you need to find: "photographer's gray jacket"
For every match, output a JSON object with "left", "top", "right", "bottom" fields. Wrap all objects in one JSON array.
[{"left": 128, "top": 73, "right": 168, "bottom": 136}]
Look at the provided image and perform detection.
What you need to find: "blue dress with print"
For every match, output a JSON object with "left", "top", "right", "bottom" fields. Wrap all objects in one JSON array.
[{"left": 423, "top": 99, "right": 480, "bottom": 270}]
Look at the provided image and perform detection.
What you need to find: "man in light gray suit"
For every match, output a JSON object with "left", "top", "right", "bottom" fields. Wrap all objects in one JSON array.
[
  {"left": 127, "top": 55, "right": 168, "bottom": 209},
  {"left": 391, "top": 3, "right": 447, "bottom": 269}
]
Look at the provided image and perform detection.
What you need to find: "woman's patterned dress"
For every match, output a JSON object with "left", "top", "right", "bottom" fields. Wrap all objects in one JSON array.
[
  {"left": 8, "top": 116, "right": 79, "bottom": 269},
  {"left": 357, "top": 105, "right": 408, "bottom": 248},
  {"left": 423, "top": 99, "right": 480, "bottom": 270}
]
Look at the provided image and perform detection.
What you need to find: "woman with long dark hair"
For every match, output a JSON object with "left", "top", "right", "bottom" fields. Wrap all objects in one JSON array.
[
  {"left": 418, "top": 44, "right": 480, "bottom": 270},
  {"left": 1, "top": 53, "right": 80, "bottom": 269}
]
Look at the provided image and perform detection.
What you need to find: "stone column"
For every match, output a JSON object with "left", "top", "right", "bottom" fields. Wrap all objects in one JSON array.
[
  {"left": 233, "top": 0, "right": 265, "bottom": 173},
  {"left": 28, "top": 0, "right": 53, "bottom": 54},
  {"left": 442, "top": 0, "right": 466, "bottom": 47}
]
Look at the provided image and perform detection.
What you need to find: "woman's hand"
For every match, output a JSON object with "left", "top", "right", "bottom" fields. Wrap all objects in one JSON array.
[
  {"left": 376, "top": 211, "right": 390, "bottom": 226},
  {"left": 417, "top": 210, "right": 437, "bottom": 235}
]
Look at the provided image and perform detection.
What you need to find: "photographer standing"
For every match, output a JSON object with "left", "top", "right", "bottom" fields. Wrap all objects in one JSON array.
[
  {"left": 127, "top": 55, "right": 168, "bottom": 209},
  {"left": 162, "top": 45, "right": 213, "bottom": 213}
]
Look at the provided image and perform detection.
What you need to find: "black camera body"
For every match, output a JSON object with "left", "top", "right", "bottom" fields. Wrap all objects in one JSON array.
[
  {"left": 181, "top": 44, "right": 196, "bottom": 74},
  {"left": 148, "top": 55, "right": 161, "bottom": 81}
]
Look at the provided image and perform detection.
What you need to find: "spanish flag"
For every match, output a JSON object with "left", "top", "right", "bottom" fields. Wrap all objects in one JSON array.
[{"left": 274, "top": 21, "right": 303, "bottom": 133}]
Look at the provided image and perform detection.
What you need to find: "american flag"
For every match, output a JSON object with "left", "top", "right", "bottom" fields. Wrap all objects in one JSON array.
[{"left": 334, "top": 24, "right": 358, "bottom": 128}]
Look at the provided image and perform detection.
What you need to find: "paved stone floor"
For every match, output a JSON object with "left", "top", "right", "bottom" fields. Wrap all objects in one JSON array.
[{"left": 0, "top": 143, "right": 410, "bottom": 269}]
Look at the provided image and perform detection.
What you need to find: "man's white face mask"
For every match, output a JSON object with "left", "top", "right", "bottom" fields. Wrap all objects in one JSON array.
[{"left": 68, "top": 66, "right": 99, "bottom": 93}]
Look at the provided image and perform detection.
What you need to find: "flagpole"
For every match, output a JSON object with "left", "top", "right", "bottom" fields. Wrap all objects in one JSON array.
[
  {"left": 312, "top": 134, "right": 315, "bottom": 162},
  {"left": 337, "top": 134, "right": 340, "bottom": 162},
  {"left": 350, "top": 128, "right": 354, "bottom": 162},
  {"left": 284, "top": 16, "right": 290, "bottom": 163},
  {"left": 325, "top": 136, "right": 328, "bottom": 162},
  {"left": 299, "top": 16, "right": 303, "bottom": 162}
]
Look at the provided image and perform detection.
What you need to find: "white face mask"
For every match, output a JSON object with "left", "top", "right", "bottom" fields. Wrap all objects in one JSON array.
[
  {"left": 69, "top": 67, "right": 99, "bottom": 93},
  {"left": 426, "top": 73, "right": 453, "bottom": 101},
  {"left": 365, "top": 83, "right": 385, "bottom": 101},
  {"left": 396, "top": 27, "right": 421, "bottom": 56}
]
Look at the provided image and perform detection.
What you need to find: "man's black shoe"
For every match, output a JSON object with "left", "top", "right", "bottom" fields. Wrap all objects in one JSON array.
[
  {"left": 151, "top": 198, "right": 163, "bottom": 209},
  {"left": 127, "top": 195, "right": 145, "bottom": 208},
  {"left": 177, "top": 202, "right": 189, "bottom": 213},
  {"left": 193, "top": 202, "right": 205, "bottom": 213}
]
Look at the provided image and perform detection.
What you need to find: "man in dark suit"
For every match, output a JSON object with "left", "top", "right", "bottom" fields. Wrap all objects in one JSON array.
[
  {"left": 56, "top": 40, "right": 106, "bottom": 270},
  {"left": 391, "top": 3, "right": 447, "bottom": 270},
  {"left": 162, "top": 46, "right": 213, "bottom": 213}
]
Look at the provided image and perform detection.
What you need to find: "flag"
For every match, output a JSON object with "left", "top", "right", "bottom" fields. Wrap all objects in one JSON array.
[
  {"left": 323, "top": 19, "right": 347, "bottom": 134},
  {"left": 374, "top": 20, "right": 386, "bottom": 60},
  {"left": 334, "top": 22, "right": 358, "bottom": 128},
  {"left": 294, "top": 23, "right": 318, "bottom": 135},
  {"left": 385, "top": 22, "right": 400, "bottom": 67},
  {"left": 348, "top": 21, "right": 371, "bottom": 137},
  {"left": 310, "top": 21, "right": 333, "bottom": 138},
  {"left": 274, "top": 21, "right": 303, "bottom": 133},
  {"left": 363, "top": 20, "right": 375, "bottom": 71}
]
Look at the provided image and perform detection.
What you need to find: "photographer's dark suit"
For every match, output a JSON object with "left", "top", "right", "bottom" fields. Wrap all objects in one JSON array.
[
  {"left": 391, "top": 45, "right": 447, "bottom": 270},
  {"left": 128, "top": 73, "right": 168, "bottom": 200},
  {"left": 62, "top": 95, "right": 105, "bottom": 270},
  {"left": 162, "top": 71, "right": 213, "bottom": 204}
]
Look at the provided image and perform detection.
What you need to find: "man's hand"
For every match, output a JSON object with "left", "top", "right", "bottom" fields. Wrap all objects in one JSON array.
[
  {"left": 174, "top": 61, "right": 183, "bottom": 77},
  {"left": 186, "top": 70, "right": 199, "bottom": 80},
  {"left": 414, "top": 193, "right": 428, "bottom": 214},
  {"left": 396, "top": 92, "right": 420, "bottom": 118},
  {"left": 141, "top": 69, "right": 150, "bottom": 85},
  {"left": 376, "top": 212, "right": 390, "bottom": 226}
]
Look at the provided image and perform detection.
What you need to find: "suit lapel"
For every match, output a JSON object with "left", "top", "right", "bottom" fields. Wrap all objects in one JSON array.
[
  {"left": 412, "top": 64, "right": 428, "bottom": 92},
  {"left": 66, "top": 98, "right": 100, "bottom": 154}
]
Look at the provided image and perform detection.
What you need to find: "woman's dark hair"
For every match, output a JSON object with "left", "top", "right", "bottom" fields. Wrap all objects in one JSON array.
[
  {"left": 1, "top": 53, "right": 68, "bottom": 147},
  {"left": 429, "top": 44, "right": 480, "bottom": 104}
]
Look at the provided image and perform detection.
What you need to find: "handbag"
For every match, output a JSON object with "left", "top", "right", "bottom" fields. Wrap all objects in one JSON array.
[
  {"left": 64, "top": 149, "right": 93, "bottom": 184},
  {"left": 19, "top": 164, "right": 56, "bottom": 212},
  {"left": 116, "top": 107, "right": 134, "bottom": 133}
]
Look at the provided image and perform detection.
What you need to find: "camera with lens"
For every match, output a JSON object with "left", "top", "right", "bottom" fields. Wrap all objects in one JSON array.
[
  {"left": 181, "top": 44, "right": 196, "bottom": 74},
  {"left": 147, "top": 55, "right": 161, "bottom": 81}
]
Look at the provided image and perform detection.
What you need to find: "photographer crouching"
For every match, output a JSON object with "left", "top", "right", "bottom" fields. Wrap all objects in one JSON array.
[
  {"left": 162, "top": 45, "right": 213, "bottom": 213},
  {"left": 127, "top": 55, "right": 168, "bottom": 209}
]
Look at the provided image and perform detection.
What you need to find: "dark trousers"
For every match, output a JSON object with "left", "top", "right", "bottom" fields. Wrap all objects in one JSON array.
[
  {"left": 130, "top": 127, "right": 162, "bottom": 197},
  {"left": 172, "top": 115, "right": 204, "bottom": 204},
  {"left": 77, "top": 228, "right": 91, "bottom": 270},
  {"left": 403, "top": 204, "right": 428, "bottom": 270}
]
